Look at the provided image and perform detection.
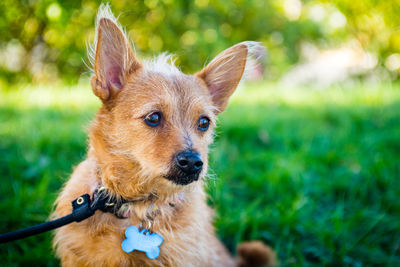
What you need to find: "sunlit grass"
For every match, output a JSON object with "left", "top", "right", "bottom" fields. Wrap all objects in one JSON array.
[
  {"left": 1, "top": 81, "right": 400, "bottom": 266},
  {"left": 1, "top": 83, "right": 99, "bottom": 110},
  {"left": 3, "top": 80, "right": 399, "bottom": 109},
  {"left": 234, "top": 81, "right": 400, "bottom": 107}
]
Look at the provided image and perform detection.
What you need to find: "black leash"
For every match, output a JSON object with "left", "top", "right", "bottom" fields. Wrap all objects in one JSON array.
[{"left": 0, "top": 187, "right": 124, "bottom": 244}]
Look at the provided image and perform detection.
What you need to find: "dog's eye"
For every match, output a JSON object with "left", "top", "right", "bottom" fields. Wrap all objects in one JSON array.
[
  {"left": 198, "top": 116, "right": 210, "bottom": 131},
  {"left": 144, "top": 112, "right": 162, "bottom": 127}
]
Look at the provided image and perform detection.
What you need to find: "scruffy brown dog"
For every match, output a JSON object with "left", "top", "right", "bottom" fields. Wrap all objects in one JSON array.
[{"left": 52, "top": 5, "right": 275, "bottom": 267}]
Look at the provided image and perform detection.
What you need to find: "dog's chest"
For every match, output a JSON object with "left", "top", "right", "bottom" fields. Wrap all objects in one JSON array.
[{"left": 76, "top": 210, "right": 213, "bottom": 266}]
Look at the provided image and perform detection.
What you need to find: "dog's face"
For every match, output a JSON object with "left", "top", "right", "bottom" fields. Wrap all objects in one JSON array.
[
  {"left": 101, "top": 71, "right": 216, "bottom": 186},
  {"left": 89, "top": 8, "right": 258, "bottom": 198}
]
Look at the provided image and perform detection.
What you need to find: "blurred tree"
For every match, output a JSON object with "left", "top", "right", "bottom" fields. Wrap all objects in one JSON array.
[
  {"left": 330, "top": 0, "right": 400, "bottom": 70},
  {"left": 0, "top": 0, "right": 398, "bottom": 86}
]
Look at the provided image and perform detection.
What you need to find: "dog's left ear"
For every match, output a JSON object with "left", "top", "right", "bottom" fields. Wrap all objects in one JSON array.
[
  {"left": 197, "top": 42, "right": 258, "bottom": 113},
  {"left": 90, "top": 5, "right": 141, "bottom": 102}
]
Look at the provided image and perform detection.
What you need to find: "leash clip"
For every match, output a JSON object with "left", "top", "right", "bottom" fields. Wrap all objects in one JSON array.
[{"left": 71, "top": 194, "right": 95, "bottom": 222}]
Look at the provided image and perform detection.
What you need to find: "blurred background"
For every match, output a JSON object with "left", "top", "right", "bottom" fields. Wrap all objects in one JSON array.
[
  {"left": 0, "top": 0, "right": 399, "bottom": 266},
  {"left": 0, "top": 0, "right": 399, "bottom": 85}
]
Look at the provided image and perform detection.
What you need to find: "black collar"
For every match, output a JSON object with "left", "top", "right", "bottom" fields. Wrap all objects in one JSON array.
[{"left": 91, "top": 186, "right": 156, "bottom": 219}]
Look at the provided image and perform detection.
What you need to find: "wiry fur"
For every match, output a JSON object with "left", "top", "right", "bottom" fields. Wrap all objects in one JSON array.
[
  {"left": 53, "top": 4, "right": 274, "bottom": 267},
  {"left": 142, "top": 53, "right": 182, "bottom": 76}
]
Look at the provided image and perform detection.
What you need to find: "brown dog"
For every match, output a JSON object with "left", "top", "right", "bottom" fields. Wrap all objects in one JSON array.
[{"left": 52, "top": 4, "right": 275, "bottom": 267}]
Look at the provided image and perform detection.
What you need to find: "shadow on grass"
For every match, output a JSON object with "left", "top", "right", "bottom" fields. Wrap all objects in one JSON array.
[{"left": 0, "top": 100, "right": 399, "bottom": 266}]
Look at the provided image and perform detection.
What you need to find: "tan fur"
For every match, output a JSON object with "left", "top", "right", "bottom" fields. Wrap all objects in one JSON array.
[
  {"left": 237, "top": 241, "right": 276, "bottom": 267},
  {"left": 52, "top": 4, "right": 274, "bottom": 267}
]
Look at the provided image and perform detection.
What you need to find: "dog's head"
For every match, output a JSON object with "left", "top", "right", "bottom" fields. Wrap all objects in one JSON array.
[{"left": 89, "top": 5, "right": 261, "bottom": 199}]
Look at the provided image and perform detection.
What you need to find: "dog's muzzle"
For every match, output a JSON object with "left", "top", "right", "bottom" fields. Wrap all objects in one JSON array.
[{"left": 165, "top": 150, "right": 203, "bottom": 185}]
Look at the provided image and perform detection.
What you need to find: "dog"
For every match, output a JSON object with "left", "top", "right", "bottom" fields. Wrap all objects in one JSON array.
[{"left": 52, "top": 4, "right": 275, "bottom": 267}]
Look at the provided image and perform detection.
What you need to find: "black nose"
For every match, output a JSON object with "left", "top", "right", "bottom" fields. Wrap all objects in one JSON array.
[{"left": 175, "top": 151, "right": 203, "bottom": 174}]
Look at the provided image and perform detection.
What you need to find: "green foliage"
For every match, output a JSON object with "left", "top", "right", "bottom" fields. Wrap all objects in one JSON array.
[
  {"left": 0, "top": 0, "right": 398, "bottom": 86},
  {"left": 1, "top": 82, "right": 400, "bottom": 265},
  {"left": 330, "top": 0, "right": 400, "bottom": 66}
]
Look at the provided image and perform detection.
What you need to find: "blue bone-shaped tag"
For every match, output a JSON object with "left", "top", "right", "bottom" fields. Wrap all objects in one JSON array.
[{"left": 121, "top": 225, "right": 163, "bottom": 259}]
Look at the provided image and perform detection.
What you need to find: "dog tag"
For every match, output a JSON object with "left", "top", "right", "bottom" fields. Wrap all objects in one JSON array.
[{"left": 121, "top": 225, "right": 163, "bottom": 259}]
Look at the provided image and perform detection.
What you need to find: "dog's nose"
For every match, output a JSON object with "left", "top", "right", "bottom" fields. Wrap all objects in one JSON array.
[{"left": 175, "top": 151, "right": 203, "bottom": 174}]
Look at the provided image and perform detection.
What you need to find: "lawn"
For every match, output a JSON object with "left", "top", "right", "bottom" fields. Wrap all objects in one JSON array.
[{"left": 1, "top": 81, "right": 400, "bottom": 266}]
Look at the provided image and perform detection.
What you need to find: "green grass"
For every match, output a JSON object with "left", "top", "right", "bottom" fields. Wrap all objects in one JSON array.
[{"left": 1, "top": 82, "right": 400, "bottom": 266}]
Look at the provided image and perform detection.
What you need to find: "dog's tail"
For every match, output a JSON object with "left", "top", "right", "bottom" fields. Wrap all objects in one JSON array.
[{"left": 236, "top": 241, "right": 276, "bottom": 267}]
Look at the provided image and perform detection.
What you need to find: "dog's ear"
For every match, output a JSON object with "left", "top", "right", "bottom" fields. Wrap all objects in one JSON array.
[
  {"left": 90, "top": 6, "right": 140, "bottom": 102},
  {"left": 197, "top": 42, "right": 256, "bottom": 113}
]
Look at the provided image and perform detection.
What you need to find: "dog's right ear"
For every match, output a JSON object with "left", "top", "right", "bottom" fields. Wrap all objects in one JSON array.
[{"left": 90, "top": 5, "right": 141, "bottom": 102}]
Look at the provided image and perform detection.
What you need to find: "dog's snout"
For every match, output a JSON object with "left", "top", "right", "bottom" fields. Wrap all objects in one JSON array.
[
  {"left": 175, "top": 151, "right": 203, "bottom": 174},
  {"left": 166, "top": 151, "right": 203, "bottom": 185}
]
